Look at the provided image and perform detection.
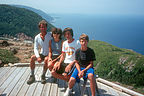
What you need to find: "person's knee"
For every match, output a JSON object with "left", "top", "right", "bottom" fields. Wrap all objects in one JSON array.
[
  {"left": 44, "top": 57, "right": 48, "bottom": 62},
  {"left": 44, "top": 57, "right": 48, "bottom": 64},
  {"left": 69, "top": 77, "right": 76, "bottom": 83},
  {"left": 51, "top": 70, "right": 56, "bottom": 75},
  {"left": 88, "top": 73, "right": 94, "bottom": 81},
  {"left": 31, "top": 55, "right": 36, "bottom": 61},
  {"left": 48, "top": 62, "right": 52, "bottom": 67}
]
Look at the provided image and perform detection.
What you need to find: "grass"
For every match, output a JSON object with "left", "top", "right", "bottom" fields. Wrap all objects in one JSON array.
[
  {"left": 0, "top": 48, "right": 19, "bottom": 66},
  {"left": 88, "top": 40, "right": 144, "bottom": 94}
]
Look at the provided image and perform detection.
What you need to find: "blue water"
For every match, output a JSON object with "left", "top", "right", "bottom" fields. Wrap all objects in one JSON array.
[{"left": 51, "top": 14, "right": 144, "bottom": 55}]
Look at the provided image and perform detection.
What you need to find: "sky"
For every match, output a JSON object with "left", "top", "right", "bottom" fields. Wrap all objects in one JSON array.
[{"left": 0, "top": 0, "right": 144, "bottom": 15}]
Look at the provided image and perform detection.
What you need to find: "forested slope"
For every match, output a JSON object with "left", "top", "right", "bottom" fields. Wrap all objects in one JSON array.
[{"left": 0, "top": 4, "right": 54, "bottom": 38}]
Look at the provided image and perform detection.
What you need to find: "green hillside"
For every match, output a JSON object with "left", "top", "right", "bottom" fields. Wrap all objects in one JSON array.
[
  {"left": 88, "top": 40, "right": 144, "bottom": 92},
  {"left": 0, "top": 4, "right": 54, "bottom": 38}
]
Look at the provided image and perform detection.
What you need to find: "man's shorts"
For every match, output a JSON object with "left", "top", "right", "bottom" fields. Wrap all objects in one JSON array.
[
  {"left": 39, "top": 54, "right": 47, "bottom": 60},
  {"left": 71, "top": 67, "right": 94, "bottom": 83}
]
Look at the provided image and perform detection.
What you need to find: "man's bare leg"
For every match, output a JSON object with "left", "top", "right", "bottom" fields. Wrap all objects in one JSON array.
[
  {"left": 41, "top": 56, "right": 48, "bottom": 84},
  {"left": 27, "top": 55, "right": 37, "bottom": 85}
]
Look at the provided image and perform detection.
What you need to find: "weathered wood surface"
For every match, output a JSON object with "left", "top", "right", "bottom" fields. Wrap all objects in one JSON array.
[{"left": 0, "top": 66, "right": 143, "bottom": 96}]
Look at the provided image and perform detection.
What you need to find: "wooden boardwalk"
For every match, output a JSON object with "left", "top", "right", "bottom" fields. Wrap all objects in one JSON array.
[{"left": 0, "top": 65, "right": 143, "bottom": 96}]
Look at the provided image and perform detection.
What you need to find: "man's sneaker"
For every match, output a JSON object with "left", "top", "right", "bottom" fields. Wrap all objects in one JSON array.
[
  {"left": 27, "top": 75, "right": 35, "bottom": 85},
  {"left": 41, "top": 74, "right": 46, "bottom": 84},
  {"left": 64, "top": 88, "right": 72, "bottom": 96}
]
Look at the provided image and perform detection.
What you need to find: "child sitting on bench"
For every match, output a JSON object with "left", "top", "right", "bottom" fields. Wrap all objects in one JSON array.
[{"left": 64, "top": 34, "right": 96, "bottom": 96}]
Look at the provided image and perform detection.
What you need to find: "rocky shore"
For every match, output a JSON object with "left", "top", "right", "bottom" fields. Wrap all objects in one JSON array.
[{"left": 0, "top": 38, "right": 34, "bottom": 66}]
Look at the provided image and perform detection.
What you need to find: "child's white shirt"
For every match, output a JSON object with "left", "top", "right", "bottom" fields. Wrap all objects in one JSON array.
[{"left": 62, "top": 39, "right": 81, "bottom": 64}]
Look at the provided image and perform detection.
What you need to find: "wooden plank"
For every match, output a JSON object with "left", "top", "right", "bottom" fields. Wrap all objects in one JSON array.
[
  {"left": 57, "top": 79, "right": 66, "bottom": 96},
  {"left": 17, "top": 67, "right": 39, "bottom": 96},
  {"left": 14, "top": 62, "right": 44, "bottom": 67},
  {"left": 0, "top": 67, "right": 16, "bottom": 86},
  {"left": 97, "top": 82, "right": 106, "bottom": 96},
  {"left": 0, "top": 67, "right": 11, "bottom": 79},
  {"left": 41, "top": 70, "right": 52, "bottom": 96},
  {"left": 118, "top": 91, "right": 131, "bottom": 96},
  {"left": 33, "top": 67, "right": 45, "bottom": 96},
  {"left": 25, "top": 67, "right": 42, "bottom": 96},
  {"left": 80, "top": 79, "right": 99, "bottom": 96},
  {"left": 73, "top": 82, "right": 81, "bottom": 96},
  {"left": 97, "top": 78, "right": 143, "bottom": 96},
  {"left": 98, "top": 82, "right": 120, "bottom": 96},
  {"left": 0, "top": 67, "right": 4, "bottom": 74},
  {"left": 49, "top": 83, "right": 58, "bottom": 96},
  {"left": 8, "top": 67, "right": 30, "bottom": 96},
  {"left": 98, "top": 82, "right": 114, "bottom": 96},
  {"left": 2, "top": 67, "right": 27, "bottom": 95},
  {"left": 33, "top": 82, "right": 44, "bottom": 96},
  {"left": 41, "top": 82, "right": 51, "bottom": 96},
  {"left": 98, "top": 82, "right": 131, "bottom": 96},
  {"left": 79, "top": 79, "right": 89, "bottom": 96},
  {"left": 85, "top": 81, "right": 92, "bottom": 96},
  {"left": 0, "top": 67, "right": 22, "bottom": 94}
]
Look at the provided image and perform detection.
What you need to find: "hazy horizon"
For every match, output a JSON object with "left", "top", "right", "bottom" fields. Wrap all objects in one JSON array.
[{"left": 0, "top": 0, "right": 144, "bottom": 15}]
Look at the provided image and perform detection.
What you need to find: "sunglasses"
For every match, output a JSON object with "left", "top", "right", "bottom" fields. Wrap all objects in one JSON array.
[{"left": 53, "top": 32, "right": 60, "bottom": 34}]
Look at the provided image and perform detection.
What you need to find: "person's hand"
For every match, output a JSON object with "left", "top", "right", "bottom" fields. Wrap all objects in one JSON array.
[
  {"left": 78, "top": 70, "right": 84, "bottom": 78},
  {"left": 37, "top": 57, "right": 42, "bottom": 63},
  {"left": 65, "top": 64, "right": 72, "bottom": 73},
  {"left": 62, "top": 72, "right": 68, "bottom": 76},
  {"left": 48, "top": 58, "right": 52, "bottom": 62},
  {"left": 52, "top": 58, "right": 57, "bottom": 63},
  {"left": 53, "top": 62, "right": 61, "bottom": 71}
]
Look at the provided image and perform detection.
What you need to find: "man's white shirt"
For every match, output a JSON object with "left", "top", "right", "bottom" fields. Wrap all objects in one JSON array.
[{"left": 34, "top": 32, "right": 52, "bottom": 58}]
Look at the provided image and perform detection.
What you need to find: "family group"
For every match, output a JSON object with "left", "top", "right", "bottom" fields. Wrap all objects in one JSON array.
[{"left": 27, "top": 20, "right": 96, "bottom": 96}]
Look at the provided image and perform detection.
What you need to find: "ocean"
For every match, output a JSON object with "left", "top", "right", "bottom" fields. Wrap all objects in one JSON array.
[{"left": 50, "top": 14, "right": 144, "bottom": 55}]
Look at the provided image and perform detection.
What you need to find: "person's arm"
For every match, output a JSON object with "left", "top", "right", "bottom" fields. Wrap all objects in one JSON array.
[
  {"left": 75, "top": 60, "right": 84, "bottom": 78},
  {"left": 75, "top": 60, "right": 81, "bottom": 72},
  {"left": 52, "top": 54, "right": 62, "bottom": 62},
  {"left": 81, "top": 61, "right": 93, "bottom": 72},
  {"left": 53, "top": 52, "right": 65, "bottom": 71},
  {"left": 34, "top": 36, "right": 42, "bottom": 63},
  {"left": 34, "top": 36, "right": 40, "bottom": 58},
  {"left": 64, "top": 60, "right": 75, "bottom": 73},
  {"left": 58, "top": 52, "right": 65, "bottom": 65},
  {"left": 77, "top": 61, "right": 93, "bottom": 78},
  {"left": 48, "top": 40, "right": 52, "bottom": 61}
]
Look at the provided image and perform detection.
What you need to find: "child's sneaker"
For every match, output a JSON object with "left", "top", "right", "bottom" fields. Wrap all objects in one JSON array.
[{"left": 64, "top": 88, "right": 72, "bottom": 96}]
